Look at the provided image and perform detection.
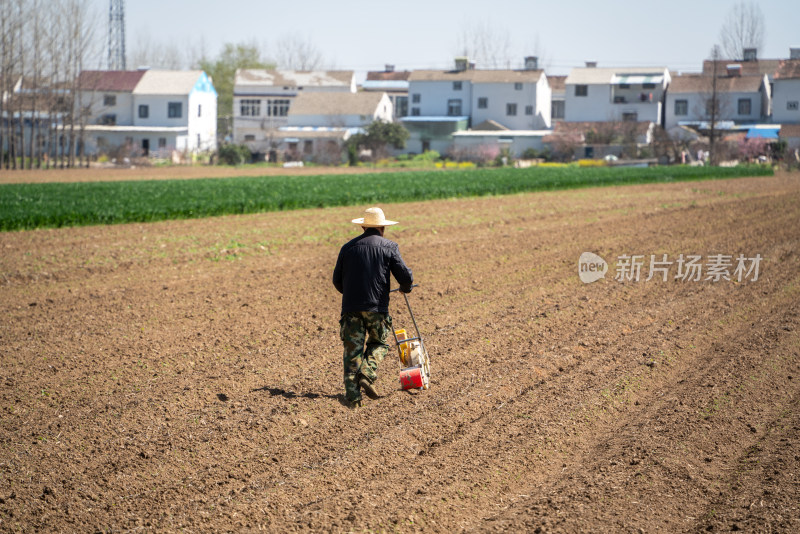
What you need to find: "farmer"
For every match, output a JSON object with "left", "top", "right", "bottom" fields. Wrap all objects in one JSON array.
[{"left": 333, "top": 207, "right": 413, "bottom": 408}]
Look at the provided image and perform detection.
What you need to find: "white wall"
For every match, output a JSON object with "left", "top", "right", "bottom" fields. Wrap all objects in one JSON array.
[
  {"left": 188, "top": 90, "right": 218, "bottom": 151},
  {"left": 408, "top": 80, "right": 472, "bottom": 118},
  {"left": 80, "top": 90, "right": 135, "bottom": 125},
  {"left": 772, "top": 79, "right": 800, "bottom": 124},
  {"left": 665, "top": 90, "right": 765, "bottom": 130}
]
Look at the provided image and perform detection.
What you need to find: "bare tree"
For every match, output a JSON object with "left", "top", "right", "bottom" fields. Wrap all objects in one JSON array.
[
  {"left": 705, "top": 45, "right": 724, "bottom": 165},
  {"left": 719, "top": 1, "right": 765, "bottom": 60},
  {"left": 455, "top": 21, "right": 514, "bottom": 69},
  {"left": 273, "top": 33, "right": 324, "bottom": 70},
  {"left": 129, "top": 28, "right": 186, "bottom": 70}
]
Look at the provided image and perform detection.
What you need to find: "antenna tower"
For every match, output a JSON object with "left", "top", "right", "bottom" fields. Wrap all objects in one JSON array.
[{"left": 107, "top": 0, "right": 126, "bottom": 70}]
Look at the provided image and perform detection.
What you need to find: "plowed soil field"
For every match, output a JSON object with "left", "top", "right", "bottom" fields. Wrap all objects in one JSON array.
[{"left": 1, "top": 172, "right": 799, "bottom": 532}]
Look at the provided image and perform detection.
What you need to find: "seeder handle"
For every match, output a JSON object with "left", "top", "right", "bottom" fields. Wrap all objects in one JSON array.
[{"left": 390, "top": 284, "right": 426, "bottom": 359}]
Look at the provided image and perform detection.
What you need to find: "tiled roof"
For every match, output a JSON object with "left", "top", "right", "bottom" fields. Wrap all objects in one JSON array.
[
  {"left": 553, "top": 121, "right": 652, "bottom": 136},
  {"left": 669, "top": 74, "right": 765, "bottom": 93},
  {"left": 236, "top": 69, "right": 354, "bottom": 88},
  {"left": 548, "top": 75, "right": 566, "bottom": 92},
  {"left": 77, "top": 70, "right": 146, "bottom": 92},
  {"left": 702, "top": 59, "right": 781, "bottom": 78},
  {"left": 566, "top": 67, "right": 667, "bottom": 85},
  {"left": 775, "top": 60, "right": 800, "bottom": 80},
  {"left": 472, "top": 119, "right": 509, "bottom": 131},
  {"left": 288, "top": 91, "right": 387, "bottom": 116},
  {"left": 780, "top": 124, "right": 800, "bottom": 138},
  {"left": 409, "top": 69, "right": 543, "bottom": 83},
  {"left": 366, "top": 70, "right": 411, "bottom": 82},
  {"left": 132, "top": 70, "right": 203, "bottom": 95}
]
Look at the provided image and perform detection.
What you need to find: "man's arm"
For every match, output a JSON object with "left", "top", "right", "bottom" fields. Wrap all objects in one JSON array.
[
  {"left": 390, "top": 245, "right": 413, "bottom": 292},
  {"left": 332, "top": 249, "right": 344, "bottom": 294}
]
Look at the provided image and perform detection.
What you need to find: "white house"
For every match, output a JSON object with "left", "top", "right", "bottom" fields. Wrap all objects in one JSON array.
[
  {"left": 664, "top": 72, "right": 770, "bottom": 130},
  {"left": 271, "top": 91, "right": 392, "bottom": 163},
  {"left": 403, "top": 56, "right": 550, "bottom": 154},
  {"left": 564, "top": 65, "right": 670, "bottom": 125},
  {"left": 362, "top": 66, "right": 410, "bottom": 120},
  {"left": 77, "top": 69, "right": 217, "bottom": 156},
  {"left": 232, "top": 68, "right": 355, "bottom": 147},
  {"left": 772, "top": 59, "right": 800, "bottom": 124}
]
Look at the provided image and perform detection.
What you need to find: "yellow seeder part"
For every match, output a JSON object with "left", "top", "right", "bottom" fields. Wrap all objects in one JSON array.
[{"left": 395, "top": 329, "right": 410, "bottom": 367}]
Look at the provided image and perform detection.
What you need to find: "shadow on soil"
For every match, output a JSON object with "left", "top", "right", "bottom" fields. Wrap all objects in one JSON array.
[{"left": 250, "top": 386, "right": 341, "bottom": 402}]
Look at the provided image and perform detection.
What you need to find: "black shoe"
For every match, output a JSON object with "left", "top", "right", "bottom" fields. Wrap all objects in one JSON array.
[{"left": 359, "top": 378, "right": 381, "bottom": 400}]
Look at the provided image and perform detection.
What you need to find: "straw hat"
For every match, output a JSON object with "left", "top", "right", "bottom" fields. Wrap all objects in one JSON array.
[{"left": 351, "top": 207, "right": 398, "bottom": 227}]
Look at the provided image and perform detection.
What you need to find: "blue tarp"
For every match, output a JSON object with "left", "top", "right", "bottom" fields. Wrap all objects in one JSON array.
[{"left": 746, "top": 127, "right": 780, "bottom": 139}]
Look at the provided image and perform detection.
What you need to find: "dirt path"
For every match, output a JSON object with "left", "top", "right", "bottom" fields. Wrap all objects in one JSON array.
[{"left": 1, "top": 172, "right": 798, "bottom": 532}]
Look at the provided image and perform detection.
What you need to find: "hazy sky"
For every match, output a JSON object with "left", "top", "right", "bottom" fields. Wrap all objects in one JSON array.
[{"left": 92, "top": 0, "right": 798, "bottom": 75}]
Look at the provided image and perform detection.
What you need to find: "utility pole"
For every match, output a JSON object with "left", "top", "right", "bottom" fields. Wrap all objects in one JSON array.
[{"left": 108, "top": 0, "right": 126, "bottom": 70}]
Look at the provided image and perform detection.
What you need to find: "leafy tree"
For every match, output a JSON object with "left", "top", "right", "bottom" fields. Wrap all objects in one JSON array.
[
  {"left": 347, "top": 120, "right": 410, "bottom": 163},
  {"left": 198, "top": 42, "right": 273, "bottom": 137}
]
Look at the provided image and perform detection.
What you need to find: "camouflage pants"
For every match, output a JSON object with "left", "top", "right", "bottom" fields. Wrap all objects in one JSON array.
[{"left": 339, "top": 311, "right": 392, "bottom": 402}]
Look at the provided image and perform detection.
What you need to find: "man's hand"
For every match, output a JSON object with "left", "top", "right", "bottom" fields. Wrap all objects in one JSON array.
[{"left": 399, "top": 285, "right": 413, "bottom": 294}]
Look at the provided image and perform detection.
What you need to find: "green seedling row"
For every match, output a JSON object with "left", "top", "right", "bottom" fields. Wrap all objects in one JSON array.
[{"left": 0, "top": 164, "right": 773, "bottom": 231}]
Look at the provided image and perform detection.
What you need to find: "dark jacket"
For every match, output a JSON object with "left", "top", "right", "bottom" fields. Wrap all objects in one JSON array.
[{"left": 332, "top": 228, "right": 413, "bottom": 313}]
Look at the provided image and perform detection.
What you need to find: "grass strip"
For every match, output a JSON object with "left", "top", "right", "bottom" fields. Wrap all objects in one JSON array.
[{"left": 0, "top": 164, "right": 773, "bottom": 231}]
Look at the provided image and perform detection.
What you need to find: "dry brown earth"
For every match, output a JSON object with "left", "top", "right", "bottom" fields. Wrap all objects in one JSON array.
[{"left": 1, "top": 171, "right": 798, "bottom": 532}]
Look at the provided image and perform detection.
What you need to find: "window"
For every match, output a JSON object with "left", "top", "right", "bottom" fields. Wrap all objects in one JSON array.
[
  {"left": 396, "top": 96, "right": 408, "bottom": 117},
  {"left": 411, "top": 107, "right": 420, "bottom": 116},
  {"left": 138, "top": 104, "right": 149, "bottom": 119},
  {"left": 525, "top": 105, "right": 534, "bottom": 115},
  {"left": 619, "top": 83, "right": 630, "bottom": 89},
  {"left": 575, "top": 85, "right": 588, "bottom": 97},
  {"left": 642, "top": 83, "right": 656, "bottom": 89},
  {"left": 103, "top": 94, "right": 116, "bottom": 106},
  {"left": 788, "top": 101, "right": 799, "bottom": 111},
  {"left": 304, "top": 140, "right": 313, "bottom": 155},
  {"left": 168, "top": 102, "right": 182, "bottom": 118},
  {"left": 158, "top": 138, "right": 167, "bottom": 148},
  {"left": 447, "top": 99, "right": 462, "bottom": 116},
  {"left": 100, "top": 114, "right": 116, "bottom": 125},
  {"left": 622, "top": 111, "right": 638, "bottom": 122},
  {"left": 675, "top": 99, "right": 688, "bottom": 116},
  {"left": 412, "top": 93, "right": 420, "bottom": 103},
  {"left": 506, "top": 103, "right": 517, "bottom": 116},
  {"left": 738, "top": 98, "right": 751, "bottom": 115},
  {"left": 198, "top": 104, "right": 202, "bottom": 117},
  {"left": 266, "top": 99, "right": 290, "bottom": 117},
  {"left": 244, "top": 134, "right": 256, "bottom": 142},
  {"left": 240, "top": 99, "right": 260, "bottom": 117},
  {"left": 514, "top": 82, "right": 523, "bottom": 90},
  {"left": 453, "top": 81, "right": 462, "bottom": 91},
  {"left": 477, "top": 97, "right": 488, "bottom": 109},
  {"left": 551, "top": 100, "right": 565, "bottom": 119},
  {"left": 706, "top": 100, "right": 719, "bottom": 117}
]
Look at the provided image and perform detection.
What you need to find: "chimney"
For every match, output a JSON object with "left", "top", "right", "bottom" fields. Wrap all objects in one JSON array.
[
  {"left": 743, "top": 48, "right": 757, "bottom": 61},
  {"left": 585, "top": 61, "right": 597, "bottom": 68},
  {"left": 790, "top": 47, "right": 800, "bottom": 60},
  {"left": 727, "top": 64, "right": 742, "bottom": 77},
  {"left": 454, "top": 57, "right": 468, "bottom": 72},
  {"left": 524, "top": 56, "right": 539, "bottom": 70},
  {"left": 385, "top": 64, "right": 395, "bottom": 73}
]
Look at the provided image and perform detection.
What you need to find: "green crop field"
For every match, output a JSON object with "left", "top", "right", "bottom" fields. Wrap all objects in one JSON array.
[{"left": 0, "top": 165, "right": 773, "bottom": 231}]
